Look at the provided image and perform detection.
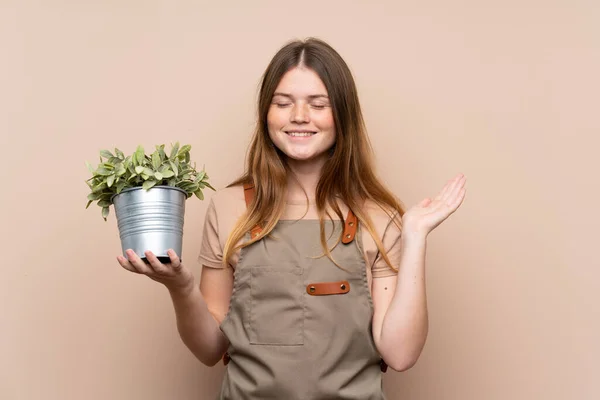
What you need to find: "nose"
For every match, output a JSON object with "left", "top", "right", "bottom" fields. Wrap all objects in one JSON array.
[{"left": 291, "top": 103, "right": 309, "bottom": 123}]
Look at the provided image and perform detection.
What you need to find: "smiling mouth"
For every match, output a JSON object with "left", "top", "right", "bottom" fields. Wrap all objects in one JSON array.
[{"left": 285, "top": 131, "right": 317, "bottom": 137}]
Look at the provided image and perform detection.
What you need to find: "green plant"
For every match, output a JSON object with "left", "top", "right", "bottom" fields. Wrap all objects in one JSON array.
[{"left": 85, "top": 142, "right": 215, "bottom": 220}]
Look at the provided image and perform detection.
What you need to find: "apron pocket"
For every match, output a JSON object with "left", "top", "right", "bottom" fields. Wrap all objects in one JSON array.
[{"left": 249, "top": 265, "right": 304, "bottom": 346}]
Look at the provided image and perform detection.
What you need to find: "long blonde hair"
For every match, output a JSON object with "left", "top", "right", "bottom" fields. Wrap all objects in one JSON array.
[{"left": 223, "top": 37, "right": 405, "bottom": 271}]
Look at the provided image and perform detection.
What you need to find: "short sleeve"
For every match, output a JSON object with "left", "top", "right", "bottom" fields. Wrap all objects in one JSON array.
[
  {"left": 371, "top": 212, "right": 402, "bottom": 278},
  {"left": 197, "top": 197, "right": 225, "bottom": 269}
]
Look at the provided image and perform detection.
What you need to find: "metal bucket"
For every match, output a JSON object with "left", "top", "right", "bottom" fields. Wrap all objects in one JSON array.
[{"left": 111, "top": 186, "right": 187, "bottom": 263}]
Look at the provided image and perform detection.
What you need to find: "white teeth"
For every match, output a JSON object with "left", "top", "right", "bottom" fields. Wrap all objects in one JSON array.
[{"left": 287, "top": 132, "right": 315, "bottom": 137}]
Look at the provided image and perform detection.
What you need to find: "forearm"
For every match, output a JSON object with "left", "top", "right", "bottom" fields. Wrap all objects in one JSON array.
[
  {"left": 168, "top": 284, "right": 228, "bottom": 366},
  {"left": 379, "top": 234, "right": 429, "bottom": 371}
]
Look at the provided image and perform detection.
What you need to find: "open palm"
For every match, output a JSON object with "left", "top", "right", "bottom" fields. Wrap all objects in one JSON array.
[{"left": 402, "top": 173, "right": 467, "bottom": 237}]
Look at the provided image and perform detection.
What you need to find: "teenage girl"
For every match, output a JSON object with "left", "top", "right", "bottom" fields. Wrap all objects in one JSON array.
[{"left": 117, "top": 37, "right": 466, "bottom": 399}]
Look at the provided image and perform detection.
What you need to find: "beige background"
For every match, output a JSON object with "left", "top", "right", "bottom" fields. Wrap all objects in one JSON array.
[{"left": 1, "top": 0, "right": 598, "bottom": 399}]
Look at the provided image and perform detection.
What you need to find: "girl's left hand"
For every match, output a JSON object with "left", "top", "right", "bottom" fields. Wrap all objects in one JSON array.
[{"left": 401, "top": 173, "right": 467, "bottom": 238}]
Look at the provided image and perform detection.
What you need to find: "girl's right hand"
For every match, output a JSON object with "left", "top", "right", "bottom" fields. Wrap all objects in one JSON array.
[{"left": 117, "top": 249, "right": 195, "bottom": 296}]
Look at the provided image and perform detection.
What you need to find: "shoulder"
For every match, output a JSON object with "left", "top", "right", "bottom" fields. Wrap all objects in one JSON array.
[
  {"left": 200, "top": 184, "right": 248, "bottom": 250},
  {"left": 208, "top": 184, "right": 246, "bottom": 214},
  {"left": 359, "top": 200, "right": 403, "bottom": 277},
  {"left": 202, "top": 184, "right": 247, "bottom": 234},
  {"left": 361, "top": 199, "right": 401, "bottom": 233}
]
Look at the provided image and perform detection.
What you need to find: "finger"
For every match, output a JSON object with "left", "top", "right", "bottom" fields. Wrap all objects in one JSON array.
[
  {"left": 126, "top": 249, "right": 153, "bottom": 274},
  {"left": 144, "top": 251, "right": 170, "bottom": 275},
  {"left": 450, "top": 187, "right": 466, "bottom": 209},
  {"left": 434, "top": 179, "right": 453, "bottom": 201},
  {"left": 441, "top": 173, "right": 464, "bottom": 203},
  {"left": 117, "top": 255, "right": 139, "bottom": 274},
  {"left": 444, "top": 185, "right": 466, "bottom": 215},
  {"left": 435, "top": 173, "right": 462, "bottom": 201},
  {"left": 445, "top": 175, "right": 466, "bottom": 205},
  {"left": 167, "top": 249, "right": 182, "bottom": 270}
]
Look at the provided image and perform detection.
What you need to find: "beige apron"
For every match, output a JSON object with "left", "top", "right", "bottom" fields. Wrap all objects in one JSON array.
[{"left": 217, "top": 184, "right": 387, "bottom": 399}]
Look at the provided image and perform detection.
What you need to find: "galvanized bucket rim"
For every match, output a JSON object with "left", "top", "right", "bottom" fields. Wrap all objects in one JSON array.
[{"left": 110, "top": 185, "right": 188, "bottom": 203}]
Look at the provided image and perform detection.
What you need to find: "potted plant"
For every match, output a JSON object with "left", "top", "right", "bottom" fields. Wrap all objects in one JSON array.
[{"left": 85, "top": 142, "right": 214, "bottom": 263}]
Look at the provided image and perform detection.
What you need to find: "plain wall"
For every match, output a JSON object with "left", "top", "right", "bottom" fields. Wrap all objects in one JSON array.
[{"left": 1, "top": 1, "right": 598, "bottom": 399}]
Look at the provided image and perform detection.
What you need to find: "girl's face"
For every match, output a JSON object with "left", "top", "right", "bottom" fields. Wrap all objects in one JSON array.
[{"left": 267, "top": 67, "right": 336, "bottom": 167}]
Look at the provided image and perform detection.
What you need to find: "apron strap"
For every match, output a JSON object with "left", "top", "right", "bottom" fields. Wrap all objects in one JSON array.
[
  {"left": 341, "top": 207, "right": 357, "bottom": 245},
  {"left": 243, "top": 183, "right": 263, "bottom": 238},
  {"left": 242, "top": 182, "right": 357, "bottom": 244}
]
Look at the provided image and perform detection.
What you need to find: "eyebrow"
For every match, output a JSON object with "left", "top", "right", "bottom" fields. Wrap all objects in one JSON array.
[{"left": 272, "top": 92, "right": 329, "bottom": 100}]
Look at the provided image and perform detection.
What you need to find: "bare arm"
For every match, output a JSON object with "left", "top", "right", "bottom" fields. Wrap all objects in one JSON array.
[
  {"left": 170, "top": 265, "right": 233, "bottom": 366},
  {"left": 371, "top": 173, "right": 466, "bottom": 371},
  {"left": 372, "top": 236, "right": 428, "bottom": 372},
  {"left": 117, "top": 249, "right": 233, "bottom": 366}
]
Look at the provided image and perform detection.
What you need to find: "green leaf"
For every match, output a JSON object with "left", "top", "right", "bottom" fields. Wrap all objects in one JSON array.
[
  {"left": 135, "top": 166, "right": 145, "bottom": 174},
  {"left": 170, "top": 142, "right": 180, "bottom": 159},
  {"left": 194, "top": 189, "right": 204, "bottom": 200},
  {"left": 154, "top": 172, "right": 163, "bottom": 180},
  {"left": 107, "top": 174, "right": 116, "bottom": 187},
  {"left": 99, "top": 192, "right": 113, "bottom": 200},
  {"left": 134, "top": 146, "right": 146, "bottom": 167},
  {"left": 95, "top": 166, "right": 113, "bottom": 176},
  {"left": 115, "top": 163, "right": 126, "bottom": 176},
  {"left": 196, "top": 170, "right": 206, "bottom": 182},
  {"left": 161, "top": 170, "right": 174, "bottom": 178},
  {"left": 143, "top": 167, "right": 154, "bottom": 176},
  {"left": 136, "top": 145, "right": 145, "bottom": 160},
  {"left": 115, "top": 181, "right": 127, "bottom": 194},
  {"left": 97, "top": 199, "right": 111, "bottom": 208},
  {"left": 102, "top": 207, "right": 109, "bottom": 221},
  {"left": 157, "top": 145, "right": 166, "bottom": 161},
  {"left": 152, "top": 151, "right": 161, "bottom": 170},
  {"left": 87, "top": 192, "right": 102, "bottom": 201},
  {"left": 100, "top": 149, "right": 114, "bottom": 159},
  {"left": 142, "top": 180, "right": 158, "bottom": 190},
  {"left": 92, "top": 182, "right": 108, "bottom": 193},
  {"left": 179, "top": 182, "right": 198, "bottom": 193},
  {"left": 86, "top": 200, "right": 93, "bottom": 209},
  {"left": 85, "top": 161, "right": 95, "bottom": 174},
  {"left": 115, "top": 148, "right": 125, "bottom": 160},
  {"left": 178, "top": 144, "right": 191, "bottom": 155},
  {"left": 169, "top": 161, "right": 178, "bottom": 177},
  {"left": 204, "top": 182, "right": 216, "bottom": 191}
]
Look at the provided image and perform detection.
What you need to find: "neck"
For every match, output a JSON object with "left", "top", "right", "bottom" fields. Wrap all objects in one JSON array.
[{"left": 285, "top": 157, "right": 327, "bottom": 204}]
